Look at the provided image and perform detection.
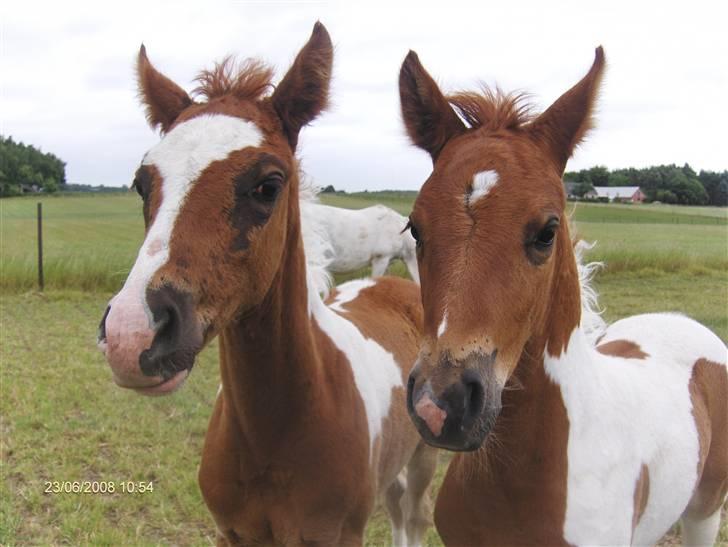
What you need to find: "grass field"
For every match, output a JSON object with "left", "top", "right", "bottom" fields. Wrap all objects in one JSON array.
[
  {"left": 1, "top": 192, "right": 727, "bottom": 544},
  {"left": 2, "top": 193, "right": 726, "bottom": 292}
]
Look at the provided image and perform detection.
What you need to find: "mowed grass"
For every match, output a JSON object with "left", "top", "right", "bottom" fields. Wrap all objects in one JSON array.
[{"left": 1, "top": 192, "right": 727, "bottom": 544}]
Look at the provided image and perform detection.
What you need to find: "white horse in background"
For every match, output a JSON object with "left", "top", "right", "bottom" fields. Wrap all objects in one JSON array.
[{"left": 301, "top": 201, "right": 420, "bottom": 283}]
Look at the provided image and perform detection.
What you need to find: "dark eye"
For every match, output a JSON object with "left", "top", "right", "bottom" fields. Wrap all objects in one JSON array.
[
  {"left": 534, "top": 220, "right": 558, "bottom": 250},
  {"left": 252, "top": 175, "right": 283, "bottom": 202},
  {"left": 132, "top": 168, "right": 151, "bottom": 201},
  {"left": 405, "top": 219, "right": 421, "bottom": 247}
]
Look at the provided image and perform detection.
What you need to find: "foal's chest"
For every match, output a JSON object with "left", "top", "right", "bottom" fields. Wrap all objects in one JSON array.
[
  {"left": 208, "top": 469, "right": 371, "bottom": 546},
  {"left": 199, "top": 409, "right": 374, "bottom": 545}
]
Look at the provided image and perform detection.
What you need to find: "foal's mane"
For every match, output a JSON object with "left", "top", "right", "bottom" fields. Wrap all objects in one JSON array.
[
  {"left": 193, "top": 56, "right": 274, "bottom": 101},
  {"left": 448, "top": 86, "right": 534, "bottom": 131}
]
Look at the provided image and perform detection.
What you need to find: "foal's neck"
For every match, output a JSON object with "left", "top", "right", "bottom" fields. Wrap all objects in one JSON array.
[
  {"left": 478, "top": 238, "right": 584, "bottom": 475},
  {"left": 217, "top": 209, "right": 323, "bottom": 458}
]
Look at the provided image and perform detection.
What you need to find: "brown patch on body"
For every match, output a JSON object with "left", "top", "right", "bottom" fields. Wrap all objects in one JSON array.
[
  {"left": 684, "top": 358, "right": 728, "bottom": 520},
  {"left": 633, "top": 464, "right": 650, "bottom": 533},
  {"left": 597, "top": 339, "right": 650, "bottom": 360}
]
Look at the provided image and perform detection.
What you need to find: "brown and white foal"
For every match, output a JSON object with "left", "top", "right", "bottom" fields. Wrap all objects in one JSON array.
[
  {"left": 98, "top": 24, "right": 436, "bottom": 545},
  {"left": 399, "top": 48, "right": 727, "bottom": 546}
]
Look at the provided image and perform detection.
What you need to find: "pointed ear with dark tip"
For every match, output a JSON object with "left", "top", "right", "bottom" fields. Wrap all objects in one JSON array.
[
  {"left": 398, "top": 51, "right": 466, "bottom": 163},
  {"left": 529, "top": 47, "right": 606, "bottom": 174},
  {"left": 271, "top": 22, "right": 333, "bottom": 150},
  {"left": 137, "top": 45, "right": 193, "bottom": 133}
]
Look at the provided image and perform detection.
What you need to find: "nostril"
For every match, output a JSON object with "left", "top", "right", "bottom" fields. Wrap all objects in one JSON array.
[
  {"left": 98, "top": 305, "right": 110, "bottom": 342},
  {"left": 155, "top": 305, "right": 171, "bottom": 330},
  {"left": 406, "top": 374, "right": 417, "bottom": 415},
  {"left": 464, "top": 379, "right": 485, "bottom": 426},
  {"left": 153, "top": 304, "right": 179, "bottom": 346}
]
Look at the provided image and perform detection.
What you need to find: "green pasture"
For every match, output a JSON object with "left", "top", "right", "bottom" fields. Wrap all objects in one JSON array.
[
  {"left": 2, "top": 193, "right": 727, "bottom": 292},
  {"left": 1, "top": 195, "right": 144, "bottom": 292},
  {"left": 1, "top": 192, "right": 727, "bottom": 544}
]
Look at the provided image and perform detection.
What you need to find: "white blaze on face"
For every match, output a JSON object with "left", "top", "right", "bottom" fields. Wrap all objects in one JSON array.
[
  {"left": 102, "top": 114, "right": 263, "bottom": 380},
  {"left": 468, "top": 169, "right": 499, "bottom": 205}
]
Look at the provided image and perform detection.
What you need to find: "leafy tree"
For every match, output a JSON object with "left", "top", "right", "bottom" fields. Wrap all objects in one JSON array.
[
  {"left": 586, "top": 165, "right": 610, "bottom": 187},
  {"left": 698, "top": 170, "right": 728, "bottom": 206},
  {"left": 655, "top": 189, "right": 677, "bottom": 203},
  {"left": 718, "top": 180, "right": 728, "bottom": 206},
  {"left": 575, "top": 182, "right": 595, "bottom": 197},
  {"left": 664, "top": 170, "right": 708, "bottom": 205},
  {"left": 0, "top": 135, "right": 66, "bottom": 196},
  {"left": 607, "top": 172, "right": 630, "bottom": 187}
]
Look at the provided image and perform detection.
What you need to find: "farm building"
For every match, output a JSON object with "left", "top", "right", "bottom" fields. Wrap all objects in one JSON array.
[
  {"left": 564, "top": 181, "right": 597, "bottom": 199},
  {"left": 592, "top": 186, "right": 646, "bottom": 203}
]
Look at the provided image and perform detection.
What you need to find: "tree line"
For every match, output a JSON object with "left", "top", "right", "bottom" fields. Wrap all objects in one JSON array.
[
  {"left": 1, "top": 134, "right": 726, "bottom": 206},
  {"left": 565, "top": 164, "right": 728, "bottom": 206},
  {"left": 0, "top": 136, "right": 66, "bottom": 197}
]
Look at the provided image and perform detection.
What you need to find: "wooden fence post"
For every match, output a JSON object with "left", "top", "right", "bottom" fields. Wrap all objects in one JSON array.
[{"left": 37, "top": 202, "right": 44, "bottom": 291}]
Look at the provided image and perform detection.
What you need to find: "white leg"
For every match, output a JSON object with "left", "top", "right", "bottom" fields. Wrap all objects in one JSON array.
[
  {"left": 384, "top": 473, "right": 407, "bottom": 546},
  {"left": 681, "top": 508, "right": 722, "bottom": 547},
  {"left": 404, "top": 254, "right": 419, "bottom": 284},
  {"left": 402, "top": 443, "right": 438, "bottom": 547},
  {"left": 371, "top": 255, "right": 390, "bottom": 277}
]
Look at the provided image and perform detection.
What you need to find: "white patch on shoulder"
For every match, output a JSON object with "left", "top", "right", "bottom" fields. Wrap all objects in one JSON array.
[
  {"left": 468, "top": 170, "right": 499, "bottom": 205},
  {"left": 543, "top": 314, "right": 727, "bottom": 546},
  {"left": 437, "top": 310, "right": 448, "bottom": 338},
  {"left": 309, "top": 281, "right": 403, "bottom": 459},
  {"left": 330, "top": 279, "right": 376, "bottom": 312},
  {"left": 119, "top": 115, "right": 263, "bottom": 318}
]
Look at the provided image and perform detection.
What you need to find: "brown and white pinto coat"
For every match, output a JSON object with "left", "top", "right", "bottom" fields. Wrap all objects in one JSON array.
[
  {"left": 399, "top": 48, "right": 727, "bottom": 546},
  {"left": 98, "top": 24, "right": 437, "bottom": 545}
]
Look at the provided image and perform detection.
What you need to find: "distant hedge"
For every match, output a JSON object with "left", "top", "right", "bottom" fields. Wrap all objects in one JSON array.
[{"left": 0, "top": 136, "right": 66, "bottom": 197}]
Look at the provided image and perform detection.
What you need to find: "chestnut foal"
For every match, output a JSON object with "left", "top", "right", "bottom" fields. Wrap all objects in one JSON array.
[
  {"left": 399, "top": 48, "right": 727, "bottom": 546},
  {"left": 98, "top": 24, "right": 436, "bottom": 545}
]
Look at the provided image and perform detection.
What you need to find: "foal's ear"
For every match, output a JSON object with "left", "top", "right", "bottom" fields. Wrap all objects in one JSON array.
[
  {"left": 399, "top": 51, "right": 466, "bottom": 163},
  {"left": 137, "top": 45, "right": 193, "bottom": 133},
  {"left": 529, "top": 47, "right": 606, "bottom": 174},
  {"left": 271, "top": 22, "right": 333, "bottom": 150}
]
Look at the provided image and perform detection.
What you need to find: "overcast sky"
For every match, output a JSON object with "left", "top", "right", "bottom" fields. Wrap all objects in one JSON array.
[{"left": 2, "top": 0, "right": 726, "bottom": 191}]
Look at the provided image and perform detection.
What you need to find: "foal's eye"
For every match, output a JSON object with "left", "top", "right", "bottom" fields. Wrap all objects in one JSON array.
[
  {"left": 132, "top": 169, "right": 151, "bottom": 201},
  {"left": 405, "top": 220, "right": 421, "bottom": 247},
  {"left": 252, "top": 175, "right": 283, "bottom": 202},
  {"left": 534, "top": 219, "right": 559, "bottom": 250},
  {"left": 535, "top": 226, "right": 556, "bottom": 248},
  {"left": 525, "top": 217, "right": 559, "bottom": 265},
  {"left": 133, "top": 179, "right": 144, "bottom": 199}
]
